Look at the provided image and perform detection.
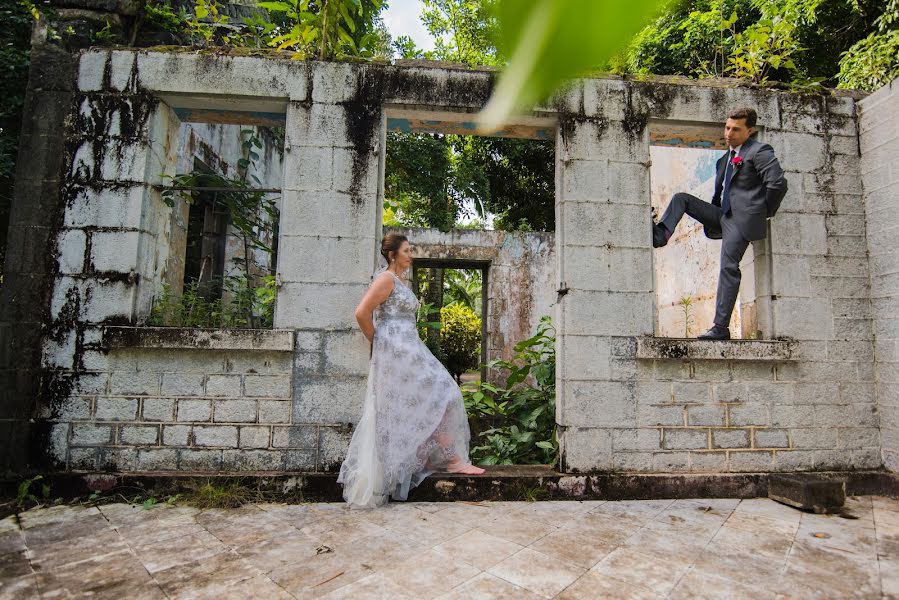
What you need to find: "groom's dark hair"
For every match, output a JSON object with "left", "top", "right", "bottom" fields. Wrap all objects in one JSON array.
[{"left": 728, "top": 107, "right": 757, "bottom": 128}]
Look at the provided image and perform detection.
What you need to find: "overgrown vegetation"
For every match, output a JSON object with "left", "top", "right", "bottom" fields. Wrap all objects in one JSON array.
[
  {"left": 837, "top": 0, "right": 899, "bottom": 91},
  {"left": 141, "top": 0, "right": 391, "bottom": 58},
  {"left": 0, "top": 1, "right": 33, "bottom": 282},
  {"left": 464, "top": 316, "right": 557, "bottom": 466},
  {"left": 439, "top": 302, "right": 481, "bottom": 382},
  {"left": 1, "top": 475, "right": 309, "bottom": 518},
  {"left": 616, "top": 0, "right": 898, "bottom": 90},
  {"left": 148, "top": 275, "right": 276, "bottom": 328},
  {"left": 384, "top": 132, "right": 555, "bottom": 232},
  {"left": 152, "top": 129, "right": 279, "bottom": 329}
]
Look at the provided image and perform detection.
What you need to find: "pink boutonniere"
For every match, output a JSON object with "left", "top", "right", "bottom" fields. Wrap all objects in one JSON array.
[{"left": 731, "top": 155, "right": 744, "bottom": 168}]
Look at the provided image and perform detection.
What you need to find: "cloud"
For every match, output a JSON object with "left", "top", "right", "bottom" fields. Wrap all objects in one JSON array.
[{"left": 382, "top": 0, "right": 435, "bottom": 51}]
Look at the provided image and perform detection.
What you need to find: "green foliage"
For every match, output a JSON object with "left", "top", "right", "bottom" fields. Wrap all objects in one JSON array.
[
  {"left": 678, "top": 295, "right": 694, "bottom": 337},
  {"left": 481, "top": 0, "right": 663, "bottom": 129},
  {"left": 91, "top": 19, "right": 118, "bottom": 45},
  {"left": 16, "top": 475, "right": 51, "bottom": 509},
  {"left": 162, "top": 176, "right": 278, "bottom": 256},
  {"left": 619, "top": 0, "right": 756, "bottom": 78},
  {"left": 465, "top": 316, "right": 557, "bottom": 466},
  {"left": 160, "top": 129, "right": 279, "bottom": 324},
  {"left": 0, "top": 1, "right": 33, "bottom": 279},
  {"left": 259, "top": 0, "right": 386, "bottom": 59},
  {"left": 384, "top": 132, "right": 457, "bottom": 230},
  {"left": 144, "top": 0, "right": 185, "bottom": 34},
  {"left": 384, "top": 131, "right": 555, "bottom": 232},
  {"left": 140, "top": 0, "right": 388, "bottom": 57},
  {"left": 148, "top": 275, "right": 276, "bottom": 328},
  {"left": 182, "top": 479, "right": 254, "bottom": 508},
  {"left": 726, "top": 0, "right": 823, "bottom": 84},
  {"left": 453, "top": 136, "right": 555, "bottom": 231},
  {"left": 443, "top": 268, "right": 482, "bottom": 313},
  {"left": 392, "top": 33, "right": 424, "bottom": 58},
  {"left": 416, "top": 299, "right": 443, "bottom": 338},
  {"left": 416, "top": 299, "right": 447, "bottom": 363},
  {"left": 618, "top": 0, "right": 896, "bottom": 88},
  {"left": 439, "top": 302, "right": 481, "bottom": 381},
  {"left": 420, "top": 0, "right": 500, "bottom": 65},
  {"left": 516, "top": 483, "right": 549, "bottom": 502},
  {"left": 838, "top": 0, "right": 899, "bottom": 90}
]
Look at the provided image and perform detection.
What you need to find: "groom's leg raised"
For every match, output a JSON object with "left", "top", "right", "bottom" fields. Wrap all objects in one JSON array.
[{"left": 660, "top": 193, "right": 721, "bottom": 233}]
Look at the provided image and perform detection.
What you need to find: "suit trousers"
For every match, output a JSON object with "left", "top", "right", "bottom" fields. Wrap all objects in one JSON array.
[{"left": 659, "top": 193, "right": 751, "bottom": 328}]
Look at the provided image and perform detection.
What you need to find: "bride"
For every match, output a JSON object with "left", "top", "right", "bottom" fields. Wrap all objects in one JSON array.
[{"left": 338, "top": 234, "right": 485, "bottom": 508}]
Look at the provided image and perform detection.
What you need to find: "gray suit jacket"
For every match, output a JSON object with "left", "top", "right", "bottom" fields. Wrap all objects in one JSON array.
[{"left": 709, "top": 136, "right": 788, "bottom": 241}]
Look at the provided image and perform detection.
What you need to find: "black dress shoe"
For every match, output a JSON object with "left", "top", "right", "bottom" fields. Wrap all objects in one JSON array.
[
  {"left": 697, "top": 325, "right": 730, "bottom": 340},
  {"left": 652, "top": 223, "right": 669, "bottom": 248}
]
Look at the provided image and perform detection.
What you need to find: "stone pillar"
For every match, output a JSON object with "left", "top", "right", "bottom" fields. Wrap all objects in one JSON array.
[
  {"left": 37, "top": 51, "right": 177, "bottom": 468},
  {"left": 0, "top": 46, "right": 77, "bottom": 472},
  {"left": 555, "top": 82, "right": 654, "bottom": 472},
  {"left": 276, "top": 62, "right": 381, "bottom": 469}
]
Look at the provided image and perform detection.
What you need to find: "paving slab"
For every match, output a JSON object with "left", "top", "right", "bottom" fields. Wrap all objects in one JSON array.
[{"left": 1, "top": 496, "right": 897, "bottom": 598}]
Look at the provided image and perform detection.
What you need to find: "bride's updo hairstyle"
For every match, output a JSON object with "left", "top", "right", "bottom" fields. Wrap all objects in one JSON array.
[{"left": 381, "top": 233, "right": 408, "bottom": 264}]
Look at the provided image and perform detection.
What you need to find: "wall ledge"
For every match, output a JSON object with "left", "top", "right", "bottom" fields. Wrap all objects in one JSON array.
[
  {"left": 636, "top": 336, "right": 799, "bottom": 361},
  {"left": 103, "top": 327, "right": 295, "bottom": 352}
]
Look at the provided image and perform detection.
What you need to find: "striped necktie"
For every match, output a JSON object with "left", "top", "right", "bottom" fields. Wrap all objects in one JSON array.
[{"left": 722, "top": 149, "right": 735, "bottom": 215}]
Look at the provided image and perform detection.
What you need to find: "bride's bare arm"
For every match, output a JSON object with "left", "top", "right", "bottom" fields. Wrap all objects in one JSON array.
[{"left": 354, "top": 273, "right": 394, "bottom": 343}]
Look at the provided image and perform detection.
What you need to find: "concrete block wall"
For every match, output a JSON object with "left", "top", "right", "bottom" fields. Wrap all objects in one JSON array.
[
  {"left": 25, "top": 49, "right": 888, "bottom": 474},
  {"left": 40, "top": 346, "right": 328, "bottom": 471},
  {"left": 557, "top": 79, "right": 878, "bottom": 473},
  {"left": 859, "top": 78, "right": 899, "bottom": 472}
]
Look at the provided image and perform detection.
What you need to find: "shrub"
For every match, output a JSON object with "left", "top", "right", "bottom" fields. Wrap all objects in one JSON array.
[
  {"left": 464, "top": 316, "right": 557, "bottom": 466},
  {"left": 440, "top": 302, "right": 481, "bottom": 382}
]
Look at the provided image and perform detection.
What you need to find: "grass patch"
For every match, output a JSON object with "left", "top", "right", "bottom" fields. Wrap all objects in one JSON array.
[{"left": 180, "top": 478, "right": 257, "bottom": 509}]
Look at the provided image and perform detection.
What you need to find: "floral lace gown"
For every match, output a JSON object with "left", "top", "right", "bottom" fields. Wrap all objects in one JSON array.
[{"left": 338, "top": 272, "right": 473, "bottom": 508}]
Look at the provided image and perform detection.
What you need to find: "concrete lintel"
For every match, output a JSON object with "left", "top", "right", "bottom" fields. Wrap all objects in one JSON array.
[
  {"left": 649, "top": 119, "right": 728, "bottom": 149},
  {"left": 103, "top": 326, "right": 295, "bottom": 352},
  {"left": 385, "top": 106, "right": 556, "bottom": 140},
  {"left": 160, "top": 94, "right": 288, "bottom": 125},
  {"left": 636, "top": 336, "right": 799, "bottom": 361}
]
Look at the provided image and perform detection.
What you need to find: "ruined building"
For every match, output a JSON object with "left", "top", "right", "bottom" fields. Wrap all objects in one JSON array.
[{"left": 1, "top": 2, "right": 897, "bottom": 496}]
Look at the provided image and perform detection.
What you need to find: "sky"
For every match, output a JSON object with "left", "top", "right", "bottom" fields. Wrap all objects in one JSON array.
[{"left": 381, "top": 0, "right": 436, "bottom": 52}]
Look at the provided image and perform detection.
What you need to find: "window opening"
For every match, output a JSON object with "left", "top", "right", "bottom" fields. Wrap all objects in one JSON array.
[
  {"left": 384, "top": 115, "right": 555, "bottom": 232},
  {"left": 649, "top": 123, "right": 760, "bottom": 340},
  {"left": 154, "top": 122, "right": 283, "bottom": 329}
]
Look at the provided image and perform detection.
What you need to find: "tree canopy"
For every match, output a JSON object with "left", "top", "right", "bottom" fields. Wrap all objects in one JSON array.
[{"left": 617, "top": 0, "right": 897, "bottom": 90}]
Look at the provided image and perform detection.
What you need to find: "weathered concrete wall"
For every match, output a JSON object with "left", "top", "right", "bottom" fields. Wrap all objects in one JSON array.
[
  {"left": 0, "top": 46, "right": 78, "bottom": 473},
  {"left": 389, "top": 227, "right": 556, "bottom": 365},
  {"left": 14, "top": 47, "right": 884, "bottom": 475},
  {"left": 556, "top": 78, "right": 877, "bottom": 474},
  {"left": 859, "top": 78, "right": 899, "bottom": 472}
]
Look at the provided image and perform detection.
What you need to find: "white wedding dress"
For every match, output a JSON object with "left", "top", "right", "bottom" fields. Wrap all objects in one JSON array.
[{"left": 338, "top": 272, "right": 474, "bottom": 508}]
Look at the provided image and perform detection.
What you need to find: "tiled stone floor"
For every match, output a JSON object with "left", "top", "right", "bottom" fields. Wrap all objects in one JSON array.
[{"left": 1, "top": 496, "right": 897, "bottom": 599}]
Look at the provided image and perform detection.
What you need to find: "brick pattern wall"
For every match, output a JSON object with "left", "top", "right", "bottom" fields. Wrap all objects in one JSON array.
[
  {"left": 41, "top": 347, "right": 350, "bottom": 471},
  {"left": 608, "top": 340, "right": 879, "bottom": 472},
  {"left": 860, "top": 79, "right": 899, "bottom": 472}
]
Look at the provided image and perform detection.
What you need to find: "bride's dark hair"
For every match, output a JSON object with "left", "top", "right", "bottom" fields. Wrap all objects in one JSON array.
[{"left": 381, "top": 234, "right": 408, "bottom": 263}]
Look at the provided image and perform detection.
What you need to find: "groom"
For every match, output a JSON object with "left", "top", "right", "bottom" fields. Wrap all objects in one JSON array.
[{"left": 652, "top": 107, "right": 788, "bottom": 340}]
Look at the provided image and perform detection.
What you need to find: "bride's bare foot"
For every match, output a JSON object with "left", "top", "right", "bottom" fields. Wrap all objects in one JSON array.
[{"left": 446, "top": 460, "right": 485, "bottom": 475}]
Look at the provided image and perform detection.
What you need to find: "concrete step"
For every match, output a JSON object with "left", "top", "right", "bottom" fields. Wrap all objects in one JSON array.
[{"left": 3, "top": 469, "right": 894, "bottom": 514}]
